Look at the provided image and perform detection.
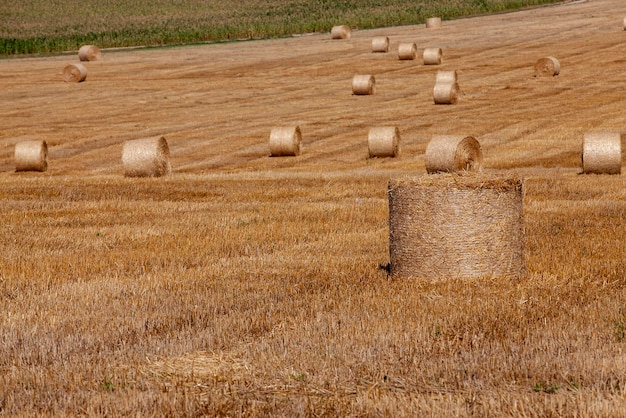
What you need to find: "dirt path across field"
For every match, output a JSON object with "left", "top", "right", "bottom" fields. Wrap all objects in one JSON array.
[{"left": 0, "top": 0, "right": 624, "bottom": 176}]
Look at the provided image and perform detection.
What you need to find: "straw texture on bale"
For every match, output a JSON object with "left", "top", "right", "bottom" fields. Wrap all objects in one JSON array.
[
  {"left": 269, "top": 126, "right": 302, "bottom": 157},
  {"left": 368, "top": 127, "right": 401, "bottom": 158},
  {"left": 425, "top": 135, "right": 483, "bottom": 173},
  {"left": 371, "top": 36, "right": 390, "bottom": 53},
  {"left": 534, "top": 56, "right": 560, "bottom": 76},
  {"left": 78, "top": 45, "right": 101, "bottom": 61},
  {"left": 436, "top": 70, "right": 457, "bottom": 84},
  {"left": 426, "top": 17, "right": 442, "bottom": 28},
  {"left": 122, "top": 136, "right": 171, "bottom": 177},
  {"left": 63, "top": 63, "right": 87, "bottom": 82},
  {"left": 388, "top": 174, "right": 525, "bottom": 280},
  {"left": 14, "top": 140, "right": 48, "bottom": 172},
  {"left": 352, "top": 75, "right": 375, "bottom": 95},
  {"left": 398, "top": 43, "right": 417, "bottom": 60},
  {"left": 433, "top": 82, "right": 459, "bottom": 104},
  {"left": 331, "top": 25, "right": 351, "bottom": 39},
  {"left": 624, "top": 17, "right": 626, "bottom": 30},
  {"left": 582, "top": 132, "right": 622, "bottom": 175},
  {"left": 423, "top": 47, "right": 443, "bottom": 65}
]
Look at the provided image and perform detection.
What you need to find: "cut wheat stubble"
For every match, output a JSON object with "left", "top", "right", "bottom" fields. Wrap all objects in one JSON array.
[
  {"left": 425, "top": 135, "right": 482, "bottom": 173},
  {"left": 368, "top": 127, "right": 400, "bottom": 158},
  {"left": 14, "top": 140, "right": 48, "bottom": 172},
  {"left": 582, "top": 132, "right": 622, "bottom": 175},
  {"left": 63, "top": 63, "right": 87, "bottom": 82},
  {"left": 269, "top": 126, "right": 302, "bottom": 157},
  {"left": 78, "top": 45, "right": 101, "bottom": 61},
  {"left": 388, "top": 174, "right": 525, "bottom": 280},
  {"left": 352, "top": 75, "right": 375, "bottom": 95},
  {"left": 122, "top": 136, "right": 171, "bottom": 177}
]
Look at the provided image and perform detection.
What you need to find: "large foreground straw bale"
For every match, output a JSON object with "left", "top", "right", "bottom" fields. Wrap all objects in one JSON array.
[
  {"left": 388, "top": 174, "right": 525, "bottom": 280},
  {"left": 582, "top": 132, "right": 622, "bottom": 174},
  {"left": 425, "top": 135, "right": 482, "bottom": 173},
  {"left": 63, "top": 63, "right": 87, "bottom": 82},
  {"left": 398, "top": 43, "right": 417, "bottom": 60},
  {"left": 534, "top": 56, "right": 560, "bottom": 76},
  {"left": 122, "top": 136, "right": 171, "bottom": 177},
  {"left": 423, "top": 47, "right": 442, "bottom": 65},
  {"left": 372, "top": 36, "right": 389, "bottom": 52},
  {"left": 433, "top": 82, "right": 459, "bottom": 104},
  {"left": 368, "top": 127, "right": 400, "bottom": 158},
  {"left": 352, "top": 75, "right": 375, "bottom": 95},
  {"left": 15, "top": 140, "right": 48, "bottom": 172},
  {"left": 269, "top": 126, "right": 302, "bottom": 157},
  {"left": 426, "top": 17, "right": 442, "bottom": 28},
  {"left": 331, "top": 25, "right": 351, "bottom": 39},
  {"left": 78, "top": 45, "right": 101, "bottom": 61}
]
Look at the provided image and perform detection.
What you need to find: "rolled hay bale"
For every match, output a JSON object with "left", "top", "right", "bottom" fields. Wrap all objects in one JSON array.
[
  {"left": 372, "top": 36, "right": 390, "bottom": 53},
  {"left": 425, "top": 17, "right": 442, "bottom": 28},
  {"left": 425, "top": 135, "right": 482, "bottom": 173},
  {"left": 269, "top": 126, "right": 302, "bottom": 157},
  {"left": 398, "top": 43, "right": 417, "bottom": 60},
  {"left": 122, "top": 136, "right": 171, "bottom": 177},
  {"left": 331, "top": 25, "right": 351, "bottom": 39},
  {"left": 433, "top": 82, "right": 460, "bottom": 105},
  {"left": 78, "top": 45, "right": 101, "bottom": 61},
  {"left": 534, "top": 56, "right": 560, "bottom": 77},
  {"left": 624, "top": 17, "right": 626, "bottom": 30},
  {"left": 388, "top": 174, "right": 525, "bottom": 280},
  {"left": 63, "top": 63, "right": 87, "bottom": 82},
  {"left": 14, "top": 140, "right": 48, "bottom": 172},
  {"left": 436, "top": 70, "right": 457, "bottom": 84},
  {"left": 368, "top": 127, "right": 401, "bottom": 158},
  {"left": 352, "top": 74, "right": 375, "bottom": 95},
  {"left": 423, "top": 47, "right": 443, "bottom": 65},
  {"left": 582, "top": 132, "right": 622, "bottom": 174}
]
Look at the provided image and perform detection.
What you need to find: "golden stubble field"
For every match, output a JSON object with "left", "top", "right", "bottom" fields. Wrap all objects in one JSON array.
[{"left": 1, "top": 0, "right": 625, "bottom": 415}]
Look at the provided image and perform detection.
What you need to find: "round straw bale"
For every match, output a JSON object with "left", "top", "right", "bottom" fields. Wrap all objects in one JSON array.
[
  {"left": 269, "top": 126, "right": 302, "bottom": 157},
  {"left": 78, "top": 45, "right": 101, "bottom": 61},
  {"left": 388, "top": 174, "right": 525, "bottom": 280},
  {"left": 534, "top": 56, "right": 560, "bottom": 77},
  {"left": 398, "top": 43, "right": 417, "bottom": 60},
  {"left": 425, "top": 135, "right": 482, "bottom": 173},
  {"left": 63, "top": 63, "right": 87, "bottom": 82},
  {"left": 122, "top": 136, "right": 171, "bottom": 177},
  {"left": 15, "top": 140, "right": 48, "bottom": 172},
  {"left": 368, "top": 127, "right": 401, "bottom": 158},
  {"left": 352, "top": 74, "right": 375, "bottom": 95},
  {"left": 423, "top": 47, "right": 443, "bottom": 65},
  {"left": 372, "top": 36, "right": 389, "bottom": 53},
  {"left": 582, "top": 132, "right": 622, "bottom": 175},
  {"left": 433, "top": 82, "right": 459, "bottom": 105},
  {"left": 426, "top": 17, "right": 442, "bottom": 28},
  {"left": 623, "top": 17, "right": 626, "bottom": 30},
  {"left": 436, "top": 70, "right": 457, "bottom": 84},
  {"left": 331, "top": 25, "right": 351, "bottom": 39}
]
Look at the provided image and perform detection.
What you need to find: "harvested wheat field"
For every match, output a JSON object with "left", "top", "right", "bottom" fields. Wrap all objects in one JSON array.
[{"left": 0, "top": 0, "right": 625, "bottom": 415}]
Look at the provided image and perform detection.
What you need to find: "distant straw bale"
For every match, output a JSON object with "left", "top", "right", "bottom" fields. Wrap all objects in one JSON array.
[
  {"left": 122, "top": 136, "right": 171, "bottom": 177},
  {"left": 352, "top": 75, "right": 375, "bottom": 95},
  {"left": 426, "top": 17, "right": 442, "bottom": 28},
  {"left": 433, "top": 82, "right": 459, "bottom": 104},
  {"left": 388, "top": 174, "right": 525, "bottom": 280},
  {"left": 534, "top": 56, "right": 560, "bottom": 76},
  {"left": 398, "top": 43, "right": 417, "bottom": 60},
  {"left": 63, "top": 63, "right": 87, "bottom": 82},
  {"left": 15, "top": 140, "right": 48, "bottom": 172},
  {"left": 78, "top": 45, "right": 101, "bottom": 61},
  {"left": 425, "top": 135, "right": 482, "bottom": 173},
  {"left": 269, "top": 126, "right": 302, "bottom": 157},
  {"left": 331, "top": 25, "right": 351, "bottom": 39},
  {"left": 368, "top": 127, "right": 400, "bottom": 158},
  {"left": 423, "top": 48, "right": 442, "bottom": 65},
  {"left": 372, "top": 36, "right": 390, "bottom": 52},
  {"left": 582, "top": 132, "right": 622, "bottom": 175}
]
